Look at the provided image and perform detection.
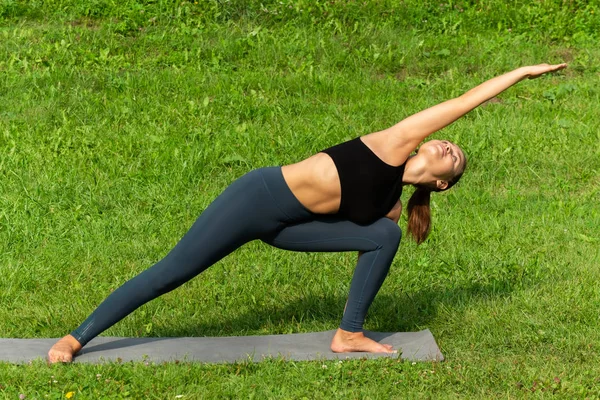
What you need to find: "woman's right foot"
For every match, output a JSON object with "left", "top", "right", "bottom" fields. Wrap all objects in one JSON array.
[
  {"left": 330, "top": 328, "right": 397, "bottom": 353},
  {"left": 48, "top": 335, "right": 82, "bottom": 364}
]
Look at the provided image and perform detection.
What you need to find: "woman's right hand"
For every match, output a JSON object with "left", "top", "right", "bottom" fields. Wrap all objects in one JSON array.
[
  {"left": 385, "top": 200, "right": 402, "bottom": 224},
  {"left": 526, "top": 63, "right": 567, "bottom": 79}
]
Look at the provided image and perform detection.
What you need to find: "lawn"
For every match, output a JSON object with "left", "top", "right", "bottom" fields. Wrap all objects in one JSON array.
[{"left": 1, "top": 0, "right": 599, "bottom": 398}]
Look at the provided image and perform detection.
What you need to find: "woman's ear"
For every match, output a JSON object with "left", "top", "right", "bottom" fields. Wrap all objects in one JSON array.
[{"left": 436, "top": 180, "right": 448, "bottom": 190}]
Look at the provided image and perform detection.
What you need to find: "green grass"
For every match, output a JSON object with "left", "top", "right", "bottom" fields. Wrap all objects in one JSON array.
[{"left": 1, "top": 1, "right": 600, "bottom": 398}]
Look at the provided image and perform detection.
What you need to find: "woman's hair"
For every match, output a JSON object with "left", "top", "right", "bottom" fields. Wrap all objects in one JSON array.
[
  {"left": 407, "top": 187, "right": 432, "bottom": 244},
  {"left": 406, "top": 158, "right": 467, "bottom": 244}
]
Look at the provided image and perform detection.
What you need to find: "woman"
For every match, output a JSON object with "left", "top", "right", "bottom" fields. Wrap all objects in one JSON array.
[{"left": 48, "top": 63, "right": 566, "bottom": 363}]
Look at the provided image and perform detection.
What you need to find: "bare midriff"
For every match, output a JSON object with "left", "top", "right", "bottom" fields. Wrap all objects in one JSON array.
[{"left": 281, "top": 152, "right": 341, "bottom": 214}]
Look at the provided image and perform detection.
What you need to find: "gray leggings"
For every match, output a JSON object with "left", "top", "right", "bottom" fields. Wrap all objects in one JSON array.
[{"left": 72, "top": 167, "right": 401, "bottom": 346}]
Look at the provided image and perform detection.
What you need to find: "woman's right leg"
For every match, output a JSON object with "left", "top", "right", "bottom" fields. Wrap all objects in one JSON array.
[{"left": 262, "top": 216, "right": 402, "bottom": 353}]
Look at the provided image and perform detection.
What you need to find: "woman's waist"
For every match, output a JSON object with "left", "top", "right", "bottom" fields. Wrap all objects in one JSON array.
[{"left": 280, "top": 156, "right": 341, "bottom": 214}]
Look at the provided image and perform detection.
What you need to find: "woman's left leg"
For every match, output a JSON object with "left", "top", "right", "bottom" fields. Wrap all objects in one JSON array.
[{"left": 48, "top": 166, "right": 314, "bottom": 363}]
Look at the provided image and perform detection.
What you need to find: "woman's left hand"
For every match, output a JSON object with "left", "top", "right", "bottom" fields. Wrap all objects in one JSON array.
[{"left": 526, "top": 63, "right": 567, "bottom": 79}]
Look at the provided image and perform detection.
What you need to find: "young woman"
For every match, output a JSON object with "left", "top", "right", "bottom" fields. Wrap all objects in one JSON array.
[{"left": 48, "top": 63, "right": 566, "bottom": 363}]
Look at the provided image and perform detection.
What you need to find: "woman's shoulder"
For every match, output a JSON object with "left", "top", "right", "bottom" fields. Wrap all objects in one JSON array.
[{"left": 361, "top": 131, "right": 414, "bottom": 167}]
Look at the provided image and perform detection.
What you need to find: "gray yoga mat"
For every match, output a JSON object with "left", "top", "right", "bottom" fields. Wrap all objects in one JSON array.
[{"left": 0, "top": 330, "right": 443, "bottom": 364}]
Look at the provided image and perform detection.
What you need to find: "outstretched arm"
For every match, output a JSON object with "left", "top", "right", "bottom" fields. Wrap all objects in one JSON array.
[{"left": 385, "top": 63, "right": 567, "bottom": 151}]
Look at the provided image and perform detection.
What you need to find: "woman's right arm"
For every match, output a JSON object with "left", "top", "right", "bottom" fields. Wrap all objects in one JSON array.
[
  {"left": 384, "top": 64, "right": 567, "bottom": 157},
  {"left": 385, "top": 200, "right": 402, "bottom": 224}
]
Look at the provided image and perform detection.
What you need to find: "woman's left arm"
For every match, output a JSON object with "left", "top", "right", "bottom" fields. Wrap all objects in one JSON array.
[{"left": 385, "top": 64, "right": 567, "bottom": 150}]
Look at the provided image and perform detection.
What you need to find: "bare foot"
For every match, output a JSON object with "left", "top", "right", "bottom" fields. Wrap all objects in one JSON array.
[
  {"left": 48, "top": 335, "right": 82, "bottom": 364},
  {"left": 330, "top": 328, "right": 397, "bottom": 353}
]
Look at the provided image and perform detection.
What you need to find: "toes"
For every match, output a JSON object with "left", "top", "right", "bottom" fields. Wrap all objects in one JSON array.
[{"left": 380, "top": 344, "right": 398, "bottom": 354}]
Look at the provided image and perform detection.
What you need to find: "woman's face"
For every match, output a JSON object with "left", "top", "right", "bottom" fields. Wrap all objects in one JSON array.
[{"left": 415, "top": 140, "right": 466, "bottom": 190}]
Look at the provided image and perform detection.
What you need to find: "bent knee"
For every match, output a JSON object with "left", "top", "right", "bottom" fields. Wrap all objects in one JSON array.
[{"left": 371, "top": 218, "right": 402, "bottom": 249}]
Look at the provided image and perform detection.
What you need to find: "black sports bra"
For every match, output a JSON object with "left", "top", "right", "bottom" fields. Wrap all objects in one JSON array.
[{"left": 321, "top": 137, "right": 406, "bottom": 225}]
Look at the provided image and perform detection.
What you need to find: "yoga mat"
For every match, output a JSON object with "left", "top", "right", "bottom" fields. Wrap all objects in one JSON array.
[{"left": 0, "top": 330, "right": 443, "bottom": 364}]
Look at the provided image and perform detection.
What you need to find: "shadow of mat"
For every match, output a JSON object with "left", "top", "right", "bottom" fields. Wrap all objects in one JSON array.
[{"left": 0, "top": 330, "right": 442, "bottom": 364}]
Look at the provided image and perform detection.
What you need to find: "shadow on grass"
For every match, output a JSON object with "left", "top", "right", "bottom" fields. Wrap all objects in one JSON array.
[{"left": 151, "top": 279, "right": 517, "bottom": 337}]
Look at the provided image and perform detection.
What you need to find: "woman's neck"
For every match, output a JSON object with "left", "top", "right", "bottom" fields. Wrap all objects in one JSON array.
[{"left": 402, "top": 155, "right": 425, "bottom": 186}]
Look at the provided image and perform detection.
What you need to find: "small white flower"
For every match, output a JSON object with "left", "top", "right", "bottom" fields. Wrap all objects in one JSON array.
[
  {"left": 175, "top": 396, "right": 184, "bottom": 399},
  {"left": 412, "top": 362, "right": 417, "bottom": 365},
  {"left": 321, "top": 364, "right": 328, "bottom": 369}
]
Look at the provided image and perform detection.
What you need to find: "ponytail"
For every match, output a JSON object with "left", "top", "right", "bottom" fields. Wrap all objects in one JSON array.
[{"left": 407, "top": 187, "right": 431, "bottom": 245}]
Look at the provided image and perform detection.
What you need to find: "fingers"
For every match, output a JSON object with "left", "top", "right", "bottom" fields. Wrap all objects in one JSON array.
[
  {"left": 551, "top": 63, "right": 568, "bottom": 71},
  {"left": 539, "top": 63, "right": 567, "bottom": 69},
  {"left": 527, "top": 63, "right": 568, "bottom": 79}
]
